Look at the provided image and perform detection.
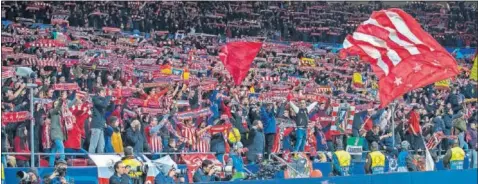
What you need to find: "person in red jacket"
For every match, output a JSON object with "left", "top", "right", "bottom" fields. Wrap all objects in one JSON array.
[
  {"left": 14, "top": 125, "right": 30, "bottom": 167},
  {"left": 69, "top": 99, "right": 90, "bottom": 146}
]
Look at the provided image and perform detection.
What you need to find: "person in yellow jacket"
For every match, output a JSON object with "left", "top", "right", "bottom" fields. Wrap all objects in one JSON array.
[
  {"left": 122, "top": 146, "right": 146, "bottom": 184},
  {"left": 443, "top": 140, "right": 465, "bottom": 170},
  {"left": 332, "top": 142, "right": 351, "bottom": 176},
  {"left": 365, "top": 142, "right": 385, "bottom": 174}
]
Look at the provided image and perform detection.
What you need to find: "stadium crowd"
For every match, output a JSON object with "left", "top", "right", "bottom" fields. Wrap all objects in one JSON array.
[{"left": 1, "top": 0, "right": 477, "bottom": 179}]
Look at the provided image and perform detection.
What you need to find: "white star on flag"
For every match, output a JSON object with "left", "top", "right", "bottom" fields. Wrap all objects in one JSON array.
[
  {"left": 413, "top": 63, "right": 422, "bottom": 73},
  {"left": 394, "top": 77, "right": 403, "bottom": 86}
]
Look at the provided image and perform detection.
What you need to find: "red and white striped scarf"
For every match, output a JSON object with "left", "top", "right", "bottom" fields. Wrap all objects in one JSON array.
[
  {"left": 145, "top": 125, "right": 163, "bottom": 153},
  {"left": 42, "top": 120, "right": 51, "bottom": 149}
]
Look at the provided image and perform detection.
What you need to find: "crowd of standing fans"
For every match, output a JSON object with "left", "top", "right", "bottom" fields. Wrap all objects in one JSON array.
[
  {"left": 1, "top": 1, "right": 477, "bottom": 176},
  {"left": 2, "top": 1, "right": 476, "bottom": 47}
]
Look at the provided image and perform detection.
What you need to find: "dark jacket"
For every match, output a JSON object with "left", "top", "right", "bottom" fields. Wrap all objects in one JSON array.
[
  {"left": 91, "top": 95, "right": 111, "bottom": 129},
  {"left": 125, "top": 127, "right": 148, "bottom": 152},
  {"left": 433, "top": 116, "right": 445, "bottom": 133},
  {"left": 232, "top": 112, "right": 248, "bottom": 134},
  {"left": 246, "top": 128, "right": 265, "bottom": 162},
  {"left": 193, "top": 168, "right": 216, "bottom": 183},
  {"left": 210, "top": 131, "right": 226, "bottom": 154},
  {"left": 442, "top": 113, "right": 453, "bottom": 135},
  {"left": 154, "top": 172, "right": 176, "bottom": 184}
]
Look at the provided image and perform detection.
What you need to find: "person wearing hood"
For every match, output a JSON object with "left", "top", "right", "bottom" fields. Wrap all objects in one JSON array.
[
  {"left": 396, "top": 141, "right": 417, "bottom": 172},
  {"left": 154, "top": 163, "right": 185, "bottom": 184}
]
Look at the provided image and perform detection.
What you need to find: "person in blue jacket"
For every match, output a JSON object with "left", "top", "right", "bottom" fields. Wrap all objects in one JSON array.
[
  {"left": 397, "top": 141, "right": 417, "bottom": 172},
  {"left": 260, "top": 102, "right": 277, "bottom": 157}
]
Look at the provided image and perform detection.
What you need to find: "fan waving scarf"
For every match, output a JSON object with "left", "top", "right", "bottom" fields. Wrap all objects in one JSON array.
[
  {"left": 219, "top": 41, "right": 263, "bottom": 85},
  {"left": 341, "top": 8, "right": 459, "bottom": 107}
]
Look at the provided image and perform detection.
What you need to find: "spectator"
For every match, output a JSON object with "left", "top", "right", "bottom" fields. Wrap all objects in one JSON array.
[
  {"left": 89, "top": 88, "right": 112, "bottom": 153},
  {"left": 125, "top": 120, "right": 148, "bottom": 153},
  {"left": 104, "top": 116, "right": 118, "bottom": 153},
  {"left": 259, "top": 102, "right": 278, "bottom": 157},
  {"left": 48, "top": 99, "right": 65, "bottom": 167},
  {"left": 246, "top": 120, "right": 265, "bottom": 164},
  {"left": 290, "top": 100, "right": 318, "bottom": 152},
  {"left": 14, "top": 125, "right": 30, "bottom": 167}
]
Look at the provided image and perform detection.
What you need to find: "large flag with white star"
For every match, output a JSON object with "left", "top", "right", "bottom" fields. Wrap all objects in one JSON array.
[{"left": 340, "top": 8, "right": 459, "bottom": 107}]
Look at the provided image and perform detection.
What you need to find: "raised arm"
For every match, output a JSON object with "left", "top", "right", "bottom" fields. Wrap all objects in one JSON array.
[
  {"left": 289, "top": 101, "right": 299, "bottom": 113},
  {"left": 307, "top": 102, "right": 318, "bottom": 113}
]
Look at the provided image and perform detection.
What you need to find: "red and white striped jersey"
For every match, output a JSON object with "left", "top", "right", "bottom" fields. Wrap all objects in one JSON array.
[
  {"left": 145, "top": 125, "right": 163, "bottom": 153},
  {"left": 196, "top": 131, "right": 211, "bottom": 153}
]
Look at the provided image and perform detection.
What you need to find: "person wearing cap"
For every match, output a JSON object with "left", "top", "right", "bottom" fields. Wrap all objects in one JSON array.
[
  {"left": 397, "top": 141, "right": 417, "bottom": 172},
  {"left": 443, "top": 139, "right": 465, "bottom": 170},
  {"left": 154, "top": 163, "right": 185, "bottom": 184},
  {"left": 364, "top": 142, "right": 385, "bottom": 174},
  {"left": 331, "top": 141, "right": 351, "bottom": 176},
  {"left": 122, "top": 146, "right": 145, "bottom": 184}
]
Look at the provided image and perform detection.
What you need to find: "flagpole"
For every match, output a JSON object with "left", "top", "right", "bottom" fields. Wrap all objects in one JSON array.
[{"left": 391, "top": 101, "right": 396, "bottom": 148}]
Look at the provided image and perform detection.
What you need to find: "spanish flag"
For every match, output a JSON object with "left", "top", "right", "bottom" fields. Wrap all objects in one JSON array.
[
  {"left": 352, "top": 72, "right": 364, "bottom": 87},
  {"left": 160, "top": 64, "right": 172, "bottom": 75},
  {"left": 183, "top": 68, "right": 190, "bottom": 80},
  {"left": 471, "top": 54, "right": 478, "bottom": 81}
]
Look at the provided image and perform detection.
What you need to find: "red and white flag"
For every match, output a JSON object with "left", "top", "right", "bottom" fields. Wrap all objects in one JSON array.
[{"left": 341, "top": 8, "right": 460, "bottom": 107}]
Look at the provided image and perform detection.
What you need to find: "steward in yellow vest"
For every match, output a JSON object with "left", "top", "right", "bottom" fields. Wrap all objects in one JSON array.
[
  {"left": 365, "top": 142, "right": 385, "bottom": 174},
  {"left": 122, "top": 146, "right": 147, "bottom": 184},
  {"left": 443, "top": 140, "right": 465, "bottom": 170},
  {"left": 332, "top": 142, "right": 351, "bottom": 176}
]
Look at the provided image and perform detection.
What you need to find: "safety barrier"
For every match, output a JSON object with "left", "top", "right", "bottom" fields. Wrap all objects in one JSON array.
[{"left": 4, "top": 166, "right": 476, "bottom": 184}]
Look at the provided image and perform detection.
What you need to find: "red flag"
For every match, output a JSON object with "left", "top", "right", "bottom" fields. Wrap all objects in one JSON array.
[
  {"left": 341, "top": 8, "right": 459, "bottom": 107},
  {"left": 219, "top": 42, "right": 262, "bottom": 85}
]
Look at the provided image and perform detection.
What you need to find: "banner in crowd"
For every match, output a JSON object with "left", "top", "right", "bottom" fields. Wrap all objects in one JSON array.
[{"left": 346, "top": 137, "right": 364, "bottom": 156}]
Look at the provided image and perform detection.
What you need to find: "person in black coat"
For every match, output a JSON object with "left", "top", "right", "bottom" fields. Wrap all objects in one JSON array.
[{"left": 125, "top": 120, "right": 149, "bottom": 153}]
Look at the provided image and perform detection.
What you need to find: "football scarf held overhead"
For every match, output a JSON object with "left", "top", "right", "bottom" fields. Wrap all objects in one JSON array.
[
  {"left": 176, "top": 108, "right": 212, "bottom": 120},
  {"left": 2, "top": 111, "right": 31, "bottom": 124},
  {"left": 53, "top": 83, "right": 79, "bottom": 91}
]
